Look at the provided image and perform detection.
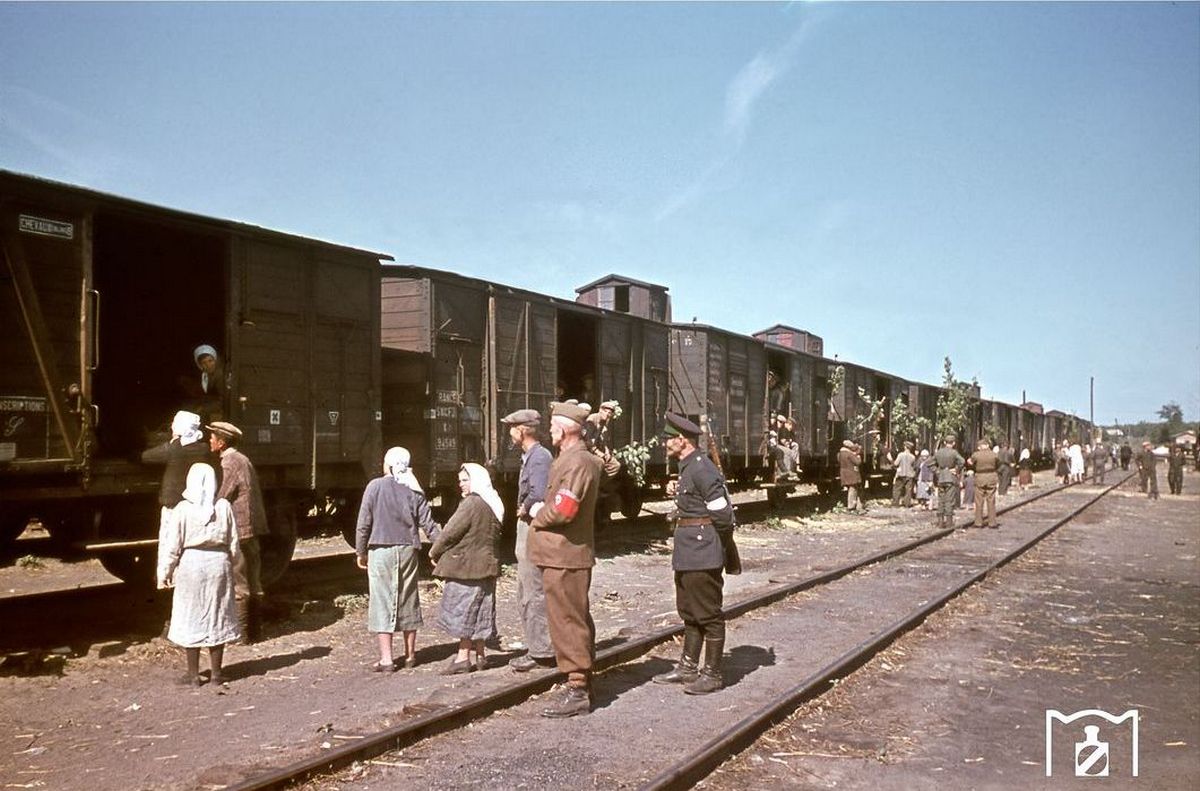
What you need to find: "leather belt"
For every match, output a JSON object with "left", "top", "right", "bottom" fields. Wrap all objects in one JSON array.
[{"left": 675, "top": 517, "right": 712, "bottom": 527}]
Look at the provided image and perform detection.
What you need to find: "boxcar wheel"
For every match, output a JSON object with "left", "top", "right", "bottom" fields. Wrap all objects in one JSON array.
[{"left": 99, "top": 549, "right": 157, "bottom": 588}]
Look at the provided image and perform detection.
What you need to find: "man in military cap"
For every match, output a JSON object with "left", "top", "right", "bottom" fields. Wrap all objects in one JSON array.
[
  {"left": 838, "top": 439, "right": 865, "bottom": 513},
  {"left": 500, "top": 408, "right": 556, "bottom": 672},
  {"left": 653, "top": 412, "right": 735, "bottom": 695},
  {"left": 208, "top": 421, "right": 270, "bottom": 643},
  {"left": 967, "top": 439, "right": 999, "bottom": 528},
  {"left": 527, "top": 400, "right": 603, "bottom": 717},
  {"left": 931, "top": 435, "right": 965, "bottom": 529}
]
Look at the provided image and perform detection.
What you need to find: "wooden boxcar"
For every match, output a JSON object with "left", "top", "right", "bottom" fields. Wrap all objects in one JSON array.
[
  {"left": 0, "top": 171, "right": 386, "bottom": 581},
  {"left": 380, "top": 265, "right": 669, "bottom": 517}
]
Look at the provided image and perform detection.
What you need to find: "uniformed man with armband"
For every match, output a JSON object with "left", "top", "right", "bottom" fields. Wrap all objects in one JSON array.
[
  {"left": 653, "top": 412, "right": 735, "bottom": 695},
  {"left": 528, "top": 400, "right": 603, "bottom": 717}
]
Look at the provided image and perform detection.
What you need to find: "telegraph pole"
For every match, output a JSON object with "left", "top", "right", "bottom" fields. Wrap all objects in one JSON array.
[{"left": 1090, "top": 376, "right": 1095, "bottom": 430}]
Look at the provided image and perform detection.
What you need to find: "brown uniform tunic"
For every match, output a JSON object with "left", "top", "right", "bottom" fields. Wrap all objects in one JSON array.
[
  {"left": 529, "top": 442, "right": 602, "bottom": 686},
  {"left": 969, "top": 448, "right": 999, "bottom": 527}
]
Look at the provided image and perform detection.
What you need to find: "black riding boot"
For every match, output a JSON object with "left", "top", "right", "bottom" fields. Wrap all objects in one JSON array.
[
  {"left": 653, "top": 627, "right": 702, "bottom": 685},
  {"left": 209, "top": 645, "right": 225, "bottom": 685},
  {"left": 684, "top": 637, "right": 725, "bottom": 695}
]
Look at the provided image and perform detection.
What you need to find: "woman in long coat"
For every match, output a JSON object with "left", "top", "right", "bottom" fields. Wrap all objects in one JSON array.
[
  {"left": 430, "top": 463, "right": 502, "bottom": 675},
  {"left": 157, "top": 462, "right": 241, "bottom": 686},
  {"left": 356, "top": 447, "right": 440, "bottom": 671}
]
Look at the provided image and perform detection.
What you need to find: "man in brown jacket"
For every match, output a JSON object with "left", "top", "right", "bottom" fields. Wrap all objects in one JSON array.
[
  {"left": 208, "top": 421, "right": 270, "bottom": 642},
  {"left": 838, "top": 439, "right": 865, "bottom": 513},
  {"left": 528, "top": 400, "right": 603, "bottom": 717},
  {"left": 968, "top": 440, "right": 1000, "bottom": 528}
]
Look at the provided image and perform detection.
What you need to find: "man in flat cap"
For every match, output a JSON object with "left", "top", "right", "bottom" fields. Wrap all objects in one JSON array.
[
  {"left": 838, "top": 439, "right": 865, "bottom": 513},
  {"left": 500, "top": 408, "right": 556, "bottom": 673},
  {"left": 527, "top": 400, "right": 603, "bottom": 717},
  {"left": 654, "top": 412, "right": 735, "bottom": 695},
  {"left": 209, "top": 421, "right": 270, "bottom": 643},
  {"left": 931, "top": 435, "right": 965, "bottom": 529},
  {"left": 585, "top": 400, "right": 622, "bottom": 528}
]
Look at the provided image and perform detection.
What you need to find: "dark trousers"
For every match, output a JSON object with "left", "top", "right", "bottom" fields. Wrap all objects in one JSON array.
[
  {"left": 541, "top": 566, "right": 595, "bottom": 687},
  {"left": 1092, "top": 463, "right": 1106, "bottom": 484},
  {"left": 674, "top": 569, "right": 725, "bottom": 641},
  {"left": 937, "top": 482, "right": 957, "bottom": 525},
  {"left": 1140, "top": 469, "right": 1159, "bottom": 499},
  {"left": 891, "top": 476, "right": 913, "bottom": 507},
  {"left": 997, "top": 466, "right": 1012, "bottom": 495},
  {"left": 1121, "top": 458, "right": 1130, "bottom": 471},
  {"left": 1168, "top": 470, "right": 1183, "bottom": 495}
]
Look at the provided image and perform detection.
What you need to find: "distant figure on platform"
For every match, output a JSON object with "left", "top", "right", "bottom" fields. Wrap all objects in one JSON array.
[
  {"left": 1090, "top": 442, "right": 1109, "bottom": 485},
  {"left": 208, "top": 421, "right": 269, "bottom": 644},
  {"left": 968, "top": 440, "right": 999, "bottom": 528},
  {"left": 355, "top": 447, "right": 440, "bottom": 672},
  {"left": 931, "top": 436, "right": 964, "bottom": 529},
  {"left": 996, "top": 442, "right": 1014, "bottom": 496},
  {"left": 916, "top": 449, "right": 934, "bottom": 509},
  {"left": 1055, "top": 440, "right": 1071, "bottom": 484},
  {"left": 1017, "top": 447, "right": 1033, "bottom": 492},
  {"left": 431, "top": 463, "right": 502, "bottom": 675},
  {"left": 1167, "top": 446, "right": 1185, "bottom": 495},
  {"left": 1136, "top": 441, "right": 1159, "bottom": 500},
  {"left": 500, "top": 409, "right": 556, "bottom": 673},
  {"left": 1068, "top": 440, "right": 1085, "bottom": 483},
  {"left": 1119, "top": 442, "right": 1133, "bottom": 471},
  {"left": 156, "top": 462, "right": 240, "bottom": 687},
  {"left": 838, "top": 440, "right": 865, "bottom": 513},
  {"left": 891, "top": 441, "right": 916, "bottom": 508}
]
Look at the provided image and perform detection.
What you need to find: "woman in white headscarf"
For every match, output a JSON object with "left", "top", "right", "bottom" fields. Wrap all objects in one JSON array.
[
  {"left": 141, "top": 410, "right": 214, "bottom": 533},
  {"left": 355, "top": 447, "right": 440, "bottom": 671},
  {"left": 1068, "top": 440, "right": 1085, "bottom": 483},
  {"left": 430, "top": 463, "right": 503, "bottom": 674},
  {"left": 157, "top": 462, "right": 241, "bottom": 686}
]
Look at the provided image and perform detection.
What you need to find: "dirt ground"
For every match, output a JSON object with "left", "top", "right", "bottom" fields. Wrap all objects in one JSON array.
[
  {"left": 2, "top": 469, "right": 1179, "bottom": 791},
  {"left": 704, "top": 476, "right": 1200, "bottom": 790}
]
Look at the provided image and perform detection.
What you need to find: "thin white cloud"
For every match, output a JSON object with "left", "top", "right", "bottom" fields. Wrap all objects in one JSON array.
[{"left": 656, "top": 14, "right": 822, "bottom": 222}]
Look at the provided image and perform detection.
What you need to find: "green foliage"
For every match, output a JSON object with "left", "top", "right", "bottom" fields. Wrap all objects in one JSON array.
[
  {"left": 1156, "top": 424, "right": 1172, "bottom": 444},
  {"left": 1158, "top": 402, "right": 1184, "bottom": 430},
  {"left": 827, "top": 365, "right": 846, "bottom": 422},
  {"left": 17, "top": 554, "right": 44, "bottom": 570},
  {"left": 851, "top": 386, "right": 886, "bottom": 439},
  {"left": 981, "top": 419, "right": 1003, "bottom": 446},
  {"left": 934, "top": 357, "right": 977, "bottom": 441},
  {"left": 614, "top": 437, "right": 658, "bottom": 488},
  {"left": 890, "top": 394, "right": 932, "bottom": 444}
]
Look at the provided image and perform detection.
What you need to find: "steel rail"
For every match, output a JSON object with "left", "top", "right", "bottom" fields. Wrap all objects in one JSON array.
[
  {"left": 231, "top": 477, "right": 1101, "bottom": 791},
  {"left": 639, "top": 472, "right": 1135, "bottom": 791}
]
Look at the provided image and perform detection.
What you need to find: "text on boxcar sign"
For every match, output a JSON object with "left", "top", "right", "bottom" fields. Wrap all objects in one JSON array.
[{"left": 18, "top": 214, "right": 74, "bottom": 240}]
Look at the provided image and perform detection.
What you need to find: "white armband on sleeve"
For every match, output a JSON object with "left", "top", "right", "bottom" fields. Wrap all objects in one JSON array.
[
  {"left": 529, "top": 502, "right": 544, "bottom": 519},
  {"left": 705, "top": 496, "right": 729, "bottom": 511}
]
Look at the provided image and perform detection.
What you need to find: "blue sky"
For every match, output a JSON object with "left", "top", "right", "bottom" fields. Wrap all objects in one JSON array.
[{"left": 2, "top": 2, "right": 1197, "bottom": 424}]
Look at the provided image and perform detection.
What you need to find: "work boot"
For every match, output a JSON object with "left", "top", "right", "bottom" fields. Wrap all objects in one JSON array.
[
  {"left": 653, "top": 627, "right": 702, "bottom": 685},
  {"left": 509, "top": 654, "right": 556, "bottom": 673},
  {"left": 684, "top": 638, "right": 724, "bottom": 695},
  {"left": 236, "top": 599, "right": 252, "bottom": 645},
  {"left": 540, "top": 685, "right": 592, "bottom": 718}
]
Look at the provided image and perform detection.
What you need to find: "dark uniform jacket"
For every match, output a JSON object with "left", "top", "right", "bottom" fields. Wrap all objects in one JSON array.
[
  {"left": 996, "top": 448, "right": 1014, "bottom": 470},
  {"left": 932, "top": 447, "right": 965, "bottom": 485},
  {"left": 529, "top": 442, "right": 602, "bottom": 569},
  {"left": 141, "top": 439, "right": 214, "bottom": 507},
  {"left": 838, "top": 446, "right": 862, "bottom": 486},
  {"left": 517, "top": 442, "right": 552, "bottom": 520},
  {"left": 430, "top": 494, "right": 500, "bottom": 580},
  {"left": 1136, "top": 449, "right": 1158, "bottom": 471},
  {"left": 969, "top": 448, "right": 999, "bottom": 486},
  {"left": 672, "top": 449, "right": 730, "bottom": 572}
]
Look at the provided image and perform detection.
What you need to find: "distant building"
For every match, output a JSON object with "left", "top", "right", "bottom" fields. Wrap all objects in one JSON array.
[
  {"left": 1174, "top": 430, "right": 1197, "bottom": 448},
  {"left": 1021, "top": 401, "right": 1044, "bottom": 415},
  {"left": 575, "top": 274, "right": 671, "bottom": 323}
]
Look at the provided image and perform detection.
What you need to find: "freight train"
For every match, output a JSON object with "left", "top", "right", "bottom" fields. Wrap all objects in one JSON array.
[{"left": 0, "top": 171, "right": 1092, "bottom": 583}]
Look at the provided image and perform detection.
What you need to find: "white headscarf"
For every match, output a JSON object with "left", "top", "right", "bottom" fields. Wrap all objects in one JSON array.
[
  {"left": 193, "top": 344, "right": 219, "bottom": 393},
  {"left": 461, "top": 462, "right": 504, "bottom": 523},
  {"left": 1019, "top": 447, "right": 1031, "bottom": 461},
  {"left": 172, "top": 410, "right": 204, "bottom": 447},
  {"left": 384, "top": 446, "right": 423, "bottom": 492},
  {"left": 181, "top": 462, "right": 217, "bottom": 524}
]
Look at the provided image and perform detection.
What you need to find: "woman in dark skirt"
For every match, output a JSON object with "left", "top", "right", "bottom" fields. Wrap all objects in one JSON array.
[
  {"left": 1017, "top": 447, "right": 1034, "bottom": 491},
  {"left": 431, "top": 463, "right": 503, "bottom": 675}
]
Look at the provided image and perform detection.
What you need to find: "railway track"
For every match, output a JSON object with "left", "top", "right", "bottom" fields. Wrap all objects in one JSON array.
[{"left": 225, "top": 475, "right": 1131, "bottom": 791}]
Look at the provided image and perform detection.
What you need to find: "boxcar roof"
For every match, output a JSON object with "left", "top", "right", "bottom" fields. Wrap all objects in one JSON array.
[
  {"left": 574, "top": 273, "right": 669, "bottom": 293},
  {"left": 1, "top": 169, "right": 393, "bottom": 261}
]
